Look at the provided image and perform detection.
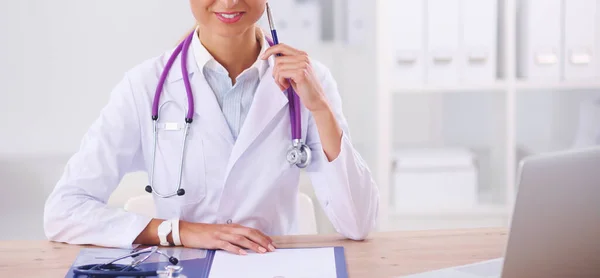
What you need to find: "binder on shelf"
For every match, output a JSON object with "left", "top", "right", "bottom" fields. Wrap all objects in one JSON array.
[
  {"left": 345, "top": 0, "right": 369, "bottom": 45},
  {"left": 392, "top": 148, "right": 478, "bottom": 211},
  {"left": 517, "top": 0, "right": 562, "bottom": 81},
  {"left": 563, "top": 0, "right": 598, "bottom": 81},
  {"left": 391, "top": 0, "right": 425, "bottom": 86},
  {"left": 426, "top": 0, "right": 460, "bottom": 85},
  {"left": 287, "top": 0, "right": 322, "bottom": 49},
  {"left": 459, "top": 0, "right": 498, "bottom": 84}
]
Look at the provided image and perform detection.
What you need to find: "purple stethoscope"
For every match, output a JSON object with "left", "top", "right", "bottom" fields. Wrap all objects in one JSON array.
[{"left": 145, "top": 3, "right": 311, "bottom": 198}]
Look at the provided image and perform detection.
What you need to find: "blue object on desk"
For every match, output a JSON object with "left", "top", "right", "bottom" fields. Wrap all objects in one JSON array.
[
  {"left": 66, "top": 246, "right": 348, "bottom": 278},
  {"left": 335, "top": 246, "right": 349, "bottom": 277}
]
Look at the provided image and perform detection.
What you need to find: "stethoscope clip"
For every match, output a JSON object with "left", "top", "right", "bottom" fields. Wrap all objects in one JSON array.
[{"left": 287, "top": 139, "right": 312, "bottom": 168}]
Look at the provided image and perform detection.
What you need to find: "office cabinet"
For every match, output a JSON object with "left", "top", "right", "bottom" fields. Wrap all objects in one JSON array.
[
  {"left": 563, "top": 0, "right": 598, "bottom": 81},
  {"left": 391, "top": 0, "right": 425, "bottom": 86},
  {"left": 518, "top": 0, "right": 562, "bottom": 81},
  {"left": 426, "top": 0, "right": 460, "bottom": 85},
  {"left": 288, "top": 1, "right": 321, "bottom": 49},
  {"left": 459, "top": 0, "right": 497, "bottom": 83},
  {"left": 372, "top": 0, "right": 600, "bottom": 232},
  {"left": 346, "top": 0, "right": 368, "bottom": 45}
]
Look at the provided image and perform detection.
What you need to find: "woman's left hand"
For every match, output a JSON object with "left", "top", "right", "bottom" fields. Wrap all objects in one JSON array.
[{"left": 261, "top": 44, "right": 329, "bottom": 112}]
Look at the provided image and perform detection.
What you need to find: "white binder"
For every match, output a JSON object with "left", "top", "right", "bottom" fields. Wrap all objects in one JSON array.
[
  {"left": 393, "top": 148, "right": 478, "bottom": 211},
  {"left": 426, "top": 0, "right": 460, "bottom": 85},
  {"left": 563, "top": 0, "right": 598, "bottom": 81},
  {"left": 286, "top": 1, "right": 321, "bottom": 49},
  {"left": 517, "top": 0, "right": 562, "bottom": 81},
  {"left": 346, "top": 0, "right": 369, "bottom": 45},
  {"left": 459, "top": 0, "right": 497, "bottom": 84},
  {"left": 391, "top": 0, "right": 425, "bottom": 86}
]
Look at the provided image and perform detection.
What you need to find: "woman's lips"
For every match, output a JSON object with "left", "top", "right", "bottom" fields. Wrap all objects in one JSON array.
[{"left": 215, "top": 12, "right": 245, "bottom": 24}]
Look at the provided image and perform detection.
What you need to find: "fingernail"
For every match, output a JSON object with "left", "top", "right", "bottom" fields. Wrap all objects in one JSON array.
[
  {"left": 268, "top": 244, "right": 276, "bottom": 252},
  {"left": 258, "top": 246, "right": 267, "bottom": 253},
  {"left": 271, "top": 241, "right": 278, "bottom": 248},
  {"left": 240, "top": 249, "right": 247, "bottom": 255}
]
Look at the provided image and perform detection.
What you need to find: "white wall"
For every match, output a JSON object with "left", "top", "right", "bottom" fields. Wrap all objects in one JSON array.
[
  {"left": 0, "top": 0, "right": 195, "bottom": 240},
  {"left": 516, "top": 90, "right": 600, "bottom": 154},
  {"left": 0, "top": 0, "right": 193, "bottom": 155}
]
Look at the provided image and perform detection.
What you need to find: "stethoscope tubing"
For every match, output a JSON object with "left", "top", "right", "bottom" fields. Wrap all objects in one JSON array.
[
  {"left": 72, "top": 247, "right": 178, "bottom": 277},
  {"left": 268, "top": 25, "right": 302, "bottom": 141},
  {"left": 152, "top": 32, "right": 196, "bottom": 121}
]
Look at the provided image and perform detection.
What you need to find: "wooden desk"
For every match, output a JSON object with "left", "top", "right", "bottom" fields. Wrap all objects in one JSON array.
[{"left": 0, "top": 228, "right": 507, "bottom": 277}]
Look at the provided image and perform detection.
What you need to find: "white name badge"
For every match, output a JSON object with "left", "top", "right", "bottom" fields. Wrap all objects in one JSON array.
[{"left": 163, "top": 123, "right": 181, "bottom": 131}]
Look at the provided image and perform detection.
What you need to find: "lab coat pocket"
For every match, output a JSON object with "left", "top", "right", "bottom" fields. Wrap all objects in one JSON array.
[{"left": 151, "top": 101, "right": 207, "bottom": 209}]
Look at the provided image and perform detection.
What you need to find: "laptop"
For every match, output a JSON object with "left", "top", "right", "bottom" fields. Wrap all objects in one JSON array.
[{"left": 402, "top": 147, "right": 600, "bottom": 278}]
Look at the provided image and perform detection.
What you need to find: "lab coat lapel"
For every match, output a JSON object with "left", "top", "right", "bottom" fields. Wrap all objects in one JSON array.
[
  {"left": 192, "top": 75, "right": 235, "bottom": 144},
  {"left": 224, "top": 67, "right": 288, "bottom": 177},
  {"left": 165, "top": 47, "right": 235, "bottom": 145}
]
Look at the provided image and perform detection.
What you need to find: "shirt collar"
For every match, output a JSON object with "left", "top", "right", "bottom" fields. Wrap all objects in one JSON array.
[{"left": 192, "top": 26, "right": 270, "bottom": 81}]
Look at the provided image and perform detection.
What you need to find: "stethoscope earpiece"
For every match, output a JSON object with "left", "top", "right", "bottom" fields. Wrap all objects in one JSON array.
[{"left": 145, "top": 186, "right": 185, "bottom": 196}]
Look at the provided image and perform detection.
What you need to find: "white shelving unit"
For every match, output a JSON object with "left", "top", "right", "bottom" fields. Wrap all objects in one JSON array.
[
  {"left": 295, "top": 0, "right": 600, "bottom": 233},
  {"left": 373, "top": 0, "right": 512, "bottom": 230},
  {"left": 515, "top": 80, "right": 600, "bottom": 91},
  {"left": 369, "top": 0, "right": 600, "bottom": 231},
  {"left": 393, "top": 82, "right": 508, "bottom": 94}
]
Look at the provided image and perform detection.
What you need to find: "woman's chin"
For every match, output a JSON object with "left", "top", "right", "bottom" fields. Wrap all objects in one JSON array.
[{"left": 212, "top": 24, "right": 256, "bottom": 38}]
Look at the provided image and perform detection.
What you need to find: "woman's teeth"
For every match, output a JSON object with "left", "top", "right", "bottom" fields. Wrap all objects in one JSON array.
[{"left": 221, "top": 13, "right": 240, "bottom": 19}]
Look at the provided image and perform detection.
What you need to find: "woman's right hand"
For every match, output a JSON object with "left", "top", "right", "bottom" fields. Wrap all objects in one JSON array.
[{"left": 179, "top": 222, "right": 276, "bottom": 255}]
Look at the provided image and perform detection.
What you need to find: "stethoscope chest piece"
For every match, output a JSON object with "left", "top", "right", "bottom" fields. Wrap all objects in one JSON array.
[
  {"left": 157, "top": 265, "right": 186, "bottom": 278},
  {"left": 287, "top": 140, "right": 312, "bottom": 168}
]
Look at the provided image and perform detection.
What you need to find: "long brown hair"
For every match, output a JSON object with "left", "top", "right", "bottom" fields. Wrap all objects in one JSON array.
[{"left": 177, "top": 24, "right": 198, "bottom": 45}]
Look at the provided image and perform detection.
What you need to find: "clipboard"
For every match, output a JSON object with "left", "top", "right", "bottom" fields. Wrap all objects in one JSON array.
[{"left": 66, "top": 246, "right": 348, "bottom": 278}]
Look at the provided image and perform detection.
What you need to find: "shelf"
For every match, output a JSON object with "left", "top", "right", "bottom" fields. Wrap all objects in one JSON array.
[
  {"left": 391, "top": 204, "right": 510, "bottom": 218},
  {"left": 390, "top": 80, "right": 600, "bottom": 93},
  {"left": 516, "top": 80, "right": 600, "bottom": 91},
  {"left": 393, "top": 82, "right": 508, "bottom": 94}
]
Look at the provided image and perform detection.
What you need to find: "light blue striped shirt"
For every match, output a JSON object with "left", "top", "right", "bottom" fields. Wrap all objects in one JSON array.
[{"left": 191, "top": 28, "right": 270, "bottom": 141}]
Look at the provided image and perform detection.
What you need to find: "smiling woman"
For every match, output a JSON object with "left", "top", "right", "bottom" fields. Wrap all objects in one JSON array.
[{"left": 43, "top": 0, "right": 379, "bottom": 256}]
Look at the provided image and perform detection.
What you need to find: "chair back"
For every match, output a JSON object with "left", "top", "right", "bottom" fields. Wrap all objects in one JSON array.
[{"left": 124, "top": 193, "right": 318, "bottom": 234}]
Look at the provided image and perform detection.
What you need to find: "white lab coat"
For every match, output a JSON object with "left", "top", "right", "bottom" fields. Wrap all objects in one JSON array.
[{"left": 43, "top": 45, "right": 379, "bottom": 248}]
